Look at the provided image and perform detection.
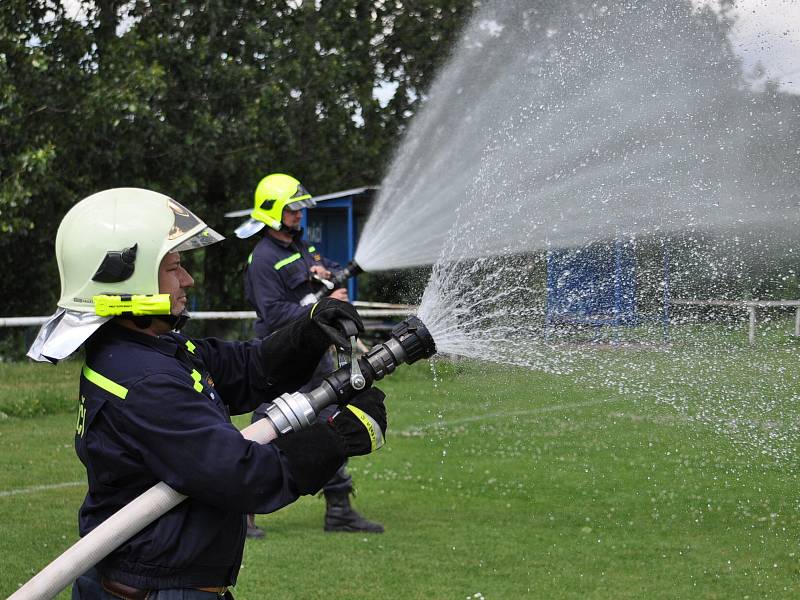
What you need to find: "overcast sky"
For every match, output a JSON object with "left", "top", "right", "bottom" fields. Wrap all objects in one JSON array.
[{"left": 695, "top": 0, "right": 800, "bottom": 93}]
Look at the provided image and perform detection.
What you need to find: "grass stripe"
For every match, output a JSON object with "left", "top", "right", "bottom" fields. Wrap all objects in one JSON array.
[{"left": 0, "top": 481, "right": 83, "bottom": 498}]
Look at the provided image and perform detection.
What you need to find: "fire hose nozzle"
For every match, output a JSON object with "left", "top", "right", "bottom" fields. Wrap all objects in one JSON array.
[
  {"left": 312, "top": 274, "right": 335, "bottom": 290},
  {"left": 265, "top": 315, "right": 437, "bottom": 434},
  {"left": 312, "top": 260, "right": 364, "bottom": 301},
  {"left": 350, "top": 371, "right": 366, "bottom": 390},
  {"left": 386, "top": 315, "right": 436, "bottom": 365},
  {"left": 337, "top": 259, "right": 364, "bottom": 281}
]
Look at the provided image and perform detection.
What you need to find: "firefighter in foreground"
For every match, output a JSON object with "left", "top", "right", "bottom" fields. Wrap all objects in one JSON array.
[
  {"left": 236, "top": 173, "right": 384, "bottom": 535},
  {"left": 29, "top": 188, "right": 387, "bottom": 599}
]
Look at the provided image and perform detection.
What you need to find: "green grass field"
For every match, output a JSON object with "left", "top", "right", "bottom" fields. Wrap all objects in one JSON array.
[{"left": 2, "top": 324, "right": 800, "bottom": 599}]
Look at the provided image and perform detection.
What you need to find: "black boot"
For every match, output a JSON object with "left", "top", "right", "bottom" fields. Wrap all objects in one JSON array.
[
  {"left": 246, "top": 513, "right": 265, "bottom": 539},
  {"left": 324, "top": 492, "right": 384, "bottom": 533}
]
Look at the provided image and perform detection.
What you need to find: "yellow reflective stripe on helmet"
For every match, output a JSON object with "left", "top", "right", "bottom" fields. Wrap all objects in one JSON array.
[
  {"left": 345, "top": 404, "right": 384, "bottom": 452},
  {"left": 274, "top": 253, "right": 302, "bottom": 270},
  {"left": 190, "top": 369, "right": 203, "bottom": 393},
  {"left": 82, "top": 365, "right": 128, "bottom": 400},
  {"left": 185, "top": 340, "right": 196, "bottom": 354}
]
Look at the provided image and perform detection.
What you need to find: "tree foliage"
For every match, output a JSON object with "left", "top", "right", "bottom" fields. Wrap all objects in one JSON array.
[{"left": 0, "top": 0, "right": 477, "bottom": 318}]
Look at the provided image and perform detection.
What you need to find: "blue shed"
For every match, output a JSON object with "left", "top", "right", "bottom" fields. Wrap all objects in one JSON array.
[
  {"left": 545, "top": 237, "right": 672, "bottom": 340},
  {"left": 545, "top": 238, "right": 638, "bottom": 328}
]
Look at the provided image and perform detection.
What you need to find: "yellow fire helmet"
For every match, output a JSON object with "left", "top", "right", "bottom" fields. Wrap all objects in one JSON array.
[
  {"left": 235, "top": 173, "right": 316, "bottom": 239},
  {"left": 56, "top": 188, "right": 224, "bottom": 314}
]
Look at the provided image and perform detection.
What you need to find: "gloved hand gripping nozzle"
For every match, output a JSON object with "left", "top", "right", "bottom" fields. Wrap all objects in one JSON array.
[
  {"left": 262, "top": 316, "right": 436, "bottom": 437},
  {"left": 311, "top": 260, "right": 364, "bottom": 302}
]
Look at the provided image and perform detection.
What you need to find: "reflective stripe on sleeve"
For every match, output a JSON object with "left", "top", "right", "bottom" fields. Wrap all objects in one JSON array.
[
  {"left": 82, "top": 365, "right": 129, "bottom": 400},
  {"left": 274, "top": 253, "right": 302, "bottom": 270}
]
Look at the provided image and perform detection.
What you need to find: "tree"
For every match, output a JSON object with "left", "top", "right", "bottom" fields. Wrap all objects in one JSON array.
[
  {"left": 0, "top": 0, "right": 94, "bottom": 317},
  {"left": 0, "top": 0, "right": 477, "bottom": 328}
]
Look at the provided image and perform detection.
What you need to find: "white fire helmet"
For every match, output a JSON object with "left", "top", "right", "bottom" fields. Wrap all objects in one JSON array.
[{"left": 28, "top": 188, "right": 223, "bottom": 363}]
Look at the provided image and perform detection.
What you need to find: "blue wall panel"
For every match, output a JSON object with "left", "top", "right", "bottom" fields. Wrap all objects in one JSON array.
[{"left": 546, "top": 239, "right": 637, "bottom": 326}]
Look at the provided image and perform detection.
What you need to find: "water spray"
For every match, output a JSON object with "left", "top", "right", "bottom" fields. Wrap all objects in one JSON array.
[{"left": 10, "top": 316, "right": 436, "bottom": 600}]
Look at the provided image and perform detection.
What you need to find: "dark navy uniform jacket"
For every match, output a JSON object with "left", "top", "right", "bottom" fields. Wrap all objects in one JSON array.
[
  {"left": 75, "top": 321, "right": 327, "bottom": 589},
  {"left": 244, "top": 231, "right": 339, "bottom": 338}
]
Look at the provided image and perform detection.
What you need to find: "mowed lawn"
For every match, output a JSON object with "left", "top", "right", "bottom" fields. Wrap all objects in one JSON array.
[{"left": 2, "top": 334, "right": 800, "bottom": 599}]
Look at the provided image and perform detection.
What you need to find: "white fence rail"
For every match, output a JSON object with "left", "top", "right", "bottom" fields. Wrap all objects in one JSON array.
[
  {"left": 0, "top": 302, "right": 418, "bottom": 329},
  {"left": 671, "top": 299, "right": 800, "bottom": 344}
]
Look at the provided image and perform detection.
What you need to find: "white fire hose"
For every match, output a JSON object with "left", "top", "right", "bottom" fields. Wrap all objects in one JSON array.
[{"left": 7, "top": 418, "right": 279, "bottom": 600}]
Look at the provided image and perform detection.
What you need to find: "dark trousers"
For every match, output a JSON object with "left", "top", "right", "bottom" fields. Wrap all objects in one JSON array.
[{"left": 252, "top": 351, "right": 352, "bottom": 495}]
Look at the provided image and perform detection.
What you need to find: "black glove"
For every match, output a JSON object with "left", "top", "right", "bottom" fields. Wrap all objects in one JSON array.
[
  {"left": 309, "top": 297, "right": 364, "bottom": 351},
  {"left": 328, "top": 388, "right": 387, "bottom": 456},
  {"left": 272, "top": 423, "right": 347, "bottom": 495}
]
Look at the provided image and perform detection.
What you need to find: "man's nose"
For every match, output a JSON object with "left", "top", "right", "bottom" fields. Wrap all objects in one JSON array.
[{"left": 180, "top": 268, "right": 195, "bottom": 288}]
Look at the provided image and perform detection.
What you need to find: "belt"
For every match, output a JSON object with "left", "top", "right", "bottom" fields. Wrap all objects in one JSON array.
[
  {"left": 197, "top": 586, "right": 230, "bottom": 595},
  {"left": 101, "top": 577, "right": 229, "bottom": 599}
]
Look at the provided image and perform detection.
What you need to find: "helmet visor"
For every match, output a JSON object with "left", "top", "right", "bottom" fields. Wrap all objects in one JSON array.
[
  {"left": 291, "top": 183, "right": 311, "bottom": 199},
  {"left": 285, "top": 197, "right": 316, "bottom": 211},
  {"left": 172, "top": 226, "right": 225, "bottom": 251},
  {"left": 166, "top": 198, "right": 225, "bottom": 251},
  {"left": 284, "top": 183, "right": 315, "bottom": 211},
  {"left": 167, "top": 199, "right": 205, "bottom": 240}
]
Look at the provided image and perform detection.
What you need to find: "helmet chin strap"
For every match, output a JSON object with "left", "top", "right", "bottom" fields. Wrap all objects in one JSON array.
[
  {"left": 172, "top": 311, "right": 190, "bottom": 331},
  {"left": 130, "top": 311, "right": 189, "bottom": 332},
  {"left": 158, "top": 311, "right": 190, "bottom": 332}
]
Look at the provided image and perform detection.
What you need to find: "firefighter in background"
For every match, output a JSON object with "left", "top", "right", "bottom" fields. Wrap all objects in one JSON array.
[
  {"left": 236, "top": 173, "right": 385, "bottom": 535},
  {"left": 28, "top": 188, "right": 387, "bottom": 598}
]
